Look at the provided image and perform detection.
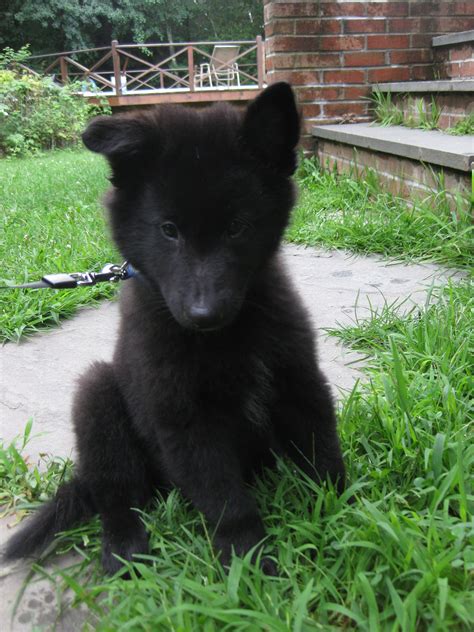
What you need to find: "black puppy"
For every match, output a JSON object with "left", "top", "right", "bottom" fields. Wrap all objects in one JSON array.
[{"left": 5, "top": 83, "right": 345, "bottom": 575}]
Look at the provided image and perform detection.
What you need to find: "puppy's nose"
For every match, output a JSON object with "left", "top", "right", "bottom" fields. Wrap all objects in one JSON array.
[{"left": 189, "top": 304, "right": 219, "bottom": 330}]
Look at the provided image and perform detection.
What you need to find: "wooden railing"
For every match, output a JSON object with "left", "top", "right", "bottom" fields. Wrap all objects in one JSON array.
[{"left": 22, "top": 38, "right": 266, "bottom": 97}]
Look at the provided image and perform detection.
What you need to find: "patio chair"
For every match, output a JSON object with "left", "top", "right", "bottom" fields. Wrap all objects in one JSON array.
[
  {"left": 195, "top": 45, "right": 241, "bottom": 88},
  {"left": 109, "top": 72, "right": 128, "bottom": 93}
]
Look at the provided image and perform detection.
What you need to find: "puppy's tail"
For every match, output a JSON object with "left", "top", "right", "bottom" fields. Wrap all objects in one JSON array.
[{"left": 4, "top": 478, "right": 94, "bottom": 561}]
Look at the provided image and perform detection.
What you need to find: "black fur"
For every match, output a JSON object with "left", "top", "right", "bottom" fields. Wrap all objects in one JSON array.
[{"left": 5, "top": 83, "right": 345, "bottom": 575}]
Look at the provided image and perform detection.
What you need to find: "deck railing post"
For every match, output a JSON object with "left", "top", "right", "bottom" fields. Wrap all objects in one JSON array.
[
  {"left": 59, "top": 56, "right": 68, "bottom": 84},
  {"left": 256, "top": 35, "right": 265, "bottom": 89},
  {"left": 111, "top": 39, "right": 122, "bottom": 96},
  {"left": 188, "top": 46, "right": 195, "bottom": 92}
]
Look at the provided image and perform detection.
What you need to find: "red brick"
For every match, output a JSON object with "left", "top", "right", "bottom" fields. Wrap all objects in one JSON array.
[
  {"left": 390, "top": 49, "right": 432, "bottom": 64},
  {"left": 321, "top": 3, "right": 367, "bottom": 17},
  {"left": 299, "top": 136, "right": 316, "bottom": 153},
  {"left": 323, "top": 101, "right": 368, "bottom": 116},
  {"left": 368, "top": 66, "right": 410, "bottom": 82},
  {"left": 294, "top": 20, "right": 317, "bottom": 35},
  {"left": 321, "top": 18, "right": 344, "bottom": 34},
  {"left": 263, "top": 3, "right": 270, "bottom": 23},
  {"left": 302, "top": 119, "right": 320, "bottom": 135},
  {"left": 320, "top": 35, "right": 365, "bottom": 51},
  {"left": 421, "top": 16, "right": 468, "bottom": 32},
  {"left": 411, "top": 34, "right": 434, "bottom": 48},
  {"left": 344, "top": 51, "right": 386, "bottom": 67},
  {"left": 454, "top": 2, "right": 474, "bottom": 15},
  {"left": 267, "top": 3, "right": 320, "bottom": 19},
  {"left": 410, "top": 2, "right": 461, "bottom": 17},
  {"left": 388, "top": 17, "right": 422, "bottom": 32},
  {"left": 266, "top": 19, "right": 295, "bottom": 37},
  {"left": 272, "top": 52, "right": 340, "bottom": 69},
  {"left": 410, "top": 65, "right": 433, "bottom": 80},
  {"left": 450, "top": 45, "right": 474, "bottom": 61},
  {"left": 266, "top": 36, "right": 320, "bottom": 54},
  {"left": 344, "top": 18, "right": 386, "bottom": 33},
  {"left": 343, "top": 86, "right": 370, "bottom": 99},
  {"left": 367, "top": 34, "right": 409, "bottom": 49},
  {"left": 367, "top": 2, "right": 409, "bottom": 17},
  {"left": 324, "top": 69, "right": 366, "bottom": 84},
  {"left": 452, "top": 61, "right": 474, "bottom": 77},
  {"left": 271, "top": 69, "right": 321, "bottom": 85},
  {"left": 294, "top": 18, "right": 342, "bottom": 35},
  {"left": 295, "top": 86, "right": 344, "bottom": 102},
  {"left": 301, "top": 103, "right": 322, "bottom": 118}
]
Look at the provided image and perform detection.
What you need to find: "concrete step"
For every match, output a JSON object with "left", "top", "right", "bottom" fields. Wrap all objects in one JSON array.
[
  {"left": 312, "top": 123, "right": 474, "bottom": 173},
  {"left": 374, "top": 79, "right": 474, "bottom": 94},
  {"left": 312, "top": 122, "right": 473, "bottom": 203},
  {"left": 432, "top": 29, "right": 474, "bottom": 49}
]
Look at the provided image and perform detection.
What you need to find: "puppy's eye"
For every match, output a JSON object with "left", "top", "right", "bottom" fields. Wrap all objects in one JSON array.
[
  {"left": 161, "top": 222, "right": 179, "bottom": 240},
  {"left": 227, "top": 219, "right": 247, "bottom": 239}
]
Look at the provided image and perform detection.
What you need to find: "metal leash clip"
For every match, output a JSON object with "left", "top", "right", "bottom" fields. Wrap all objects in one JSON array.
[
  {"left": 41, "top": 265, "right": 117, "bottom": 289},
  {"left": 0, "top": 261, "right": 134, "bottom": 290}
]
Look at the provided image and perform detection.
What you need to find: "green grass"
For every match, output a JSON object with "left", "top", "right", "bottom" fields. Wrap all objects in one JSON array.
[
  {"left": 370, "top": 90, "right": 474, "bottom": 135},
  {"left": 288, "top": 159, "right": 473, "bottom": 269},
  {"left": 447, "top": 113, "right": 474, "bottom": 136},
  {"left": 371, "top": 91, "right": 442, "bottom": 131},
  {"left": 3, "top": 281, "right": 473, "bottom": 630},
  {"left": 0, "top": 149, "right": 118, "bottom": 341}
]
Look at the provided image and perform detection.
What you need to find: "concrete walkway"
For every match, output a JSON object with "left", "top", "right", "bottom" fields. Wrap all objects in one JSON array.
[{"left": 0, "top": 244, "right": 463, "bottom": 631}]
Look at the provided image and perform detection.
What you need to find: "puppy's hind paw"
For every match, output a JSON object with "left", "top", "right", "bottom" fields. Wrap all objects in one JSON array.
[{"left": 101, "top": 526, "right": 149, "bottom": 577}]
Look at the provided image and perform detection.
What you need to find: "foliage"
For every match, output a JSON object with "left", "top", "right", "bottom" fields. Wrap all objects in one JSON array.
[
  {"left": 405, "top": 96, "right": 442, "bottom": 130},
  {"left": 0, "top": 419, "right": 73, "bottom": 513},
  {"left": 0, "top": 44, "right": 31, "bottom": 68},
  {"left": 3, "top": 280, "right": 473, "bottom": 630},
  {"left": 0, "top": 1, "right": 263, "bottom": 55},
  {"left": 370, "top": 90, "right": 473, "bottom": 134},
  {"left": 0, "top": 150, "right": 117, "bottom": 342},
  {"left": 447, "top": 113, "right": 474, "bottom": 136},
  {"left": 370, "top": 90, "right": 443, "bottom": 131},
  {"left": 0, "top": 55, "right": 110, "bottom": 156},
  {"left": 369, "top": 89, "right": 404, "bottom": 127},
  {"left": 290, "top": 158, "right": 473, "bottom": 269}
]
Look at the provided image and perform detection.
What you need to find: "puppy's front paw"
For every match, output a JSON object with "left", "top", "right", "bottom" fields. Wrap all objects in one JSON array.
[
  {"left": 260, "top": 556, "right": 278, "bottom": 576},
  {"left": 215, "top": 530, "right": 278, "bottom": 576}
]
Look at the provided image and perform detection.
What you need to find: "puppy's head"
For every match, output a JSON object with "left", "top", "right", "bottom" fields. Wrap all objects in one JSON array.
[{"left": 83, "top": 82, "right": 300, "bottom": 331}]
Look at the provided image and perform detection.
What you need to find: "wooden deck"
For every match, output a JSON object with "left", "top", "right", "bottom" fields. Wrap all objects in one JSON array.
[
  {"left": 22, "top": 38, "right": 266, "bottom": 107},
  {"left": 87, "top": 86, "right": 262, "bottom": 107}
]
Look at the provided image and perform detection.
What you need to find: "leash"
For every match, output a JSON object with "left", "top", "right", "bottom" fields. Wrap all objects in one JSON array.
[{"left": 0, "top": 261, "right": 137, "bottom": 290}]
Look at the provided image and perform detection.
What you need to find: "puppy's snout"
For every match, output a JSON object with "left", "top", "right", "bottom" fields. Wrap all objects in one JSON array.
[{"left": 188, "top": 304, "right": 221, "bottom": 330}]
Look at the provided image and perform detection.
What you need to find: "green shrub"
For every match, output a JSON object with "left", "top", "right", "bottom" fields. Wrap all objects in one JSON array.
[
  {"left": 448, "top": 113, "right": 474, "bottom": 136},
  {"left": 0, "top": 47, "right": 110, "bottom": 157}
]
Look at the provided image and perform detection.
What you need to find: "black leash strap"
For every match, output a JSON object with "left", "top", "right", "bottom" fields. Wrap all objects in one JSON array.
[{"left": 0, "top": 262, "right": 135, "bottom": 291}]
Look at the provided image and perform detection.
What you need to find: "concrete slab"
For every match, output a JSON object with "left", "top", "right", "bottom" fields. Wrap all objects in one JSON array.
[
  {"left": 312, "top": 123, "right": 474, "bottom": 172},
  {"left": 0, "top": 517, "right": 91, "bottom": 632},
  {"left": 432, "top": 30, "right": 474, "bottom": 47},
  {"left": 375, "top": 79, "right": 474, "bottom": 93},
  {"left": 0, "top": 243, "right": 464, "bottom": 629}
]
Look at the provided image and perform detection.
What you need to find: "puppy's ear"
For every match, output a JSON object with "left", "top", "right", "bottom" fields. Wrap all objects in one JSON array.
[
  {"left": 82, "top": 115, "right": 149, "bottom": 158},
  {"left": 241, "top": 82, "right": 300, "bottom": 176}
]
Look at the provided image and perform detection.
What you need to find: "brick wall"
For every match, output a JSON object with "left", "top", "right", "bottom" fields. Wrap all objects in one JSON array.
[
  {"left": 318, "top": 139, "right": 471, "bottom": 206},
  {"left": 264, "top": 1, "right": 474, "bottom": 148},
  {"left": 434, "top": 42, "right": 474, "bottom": 79}
]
